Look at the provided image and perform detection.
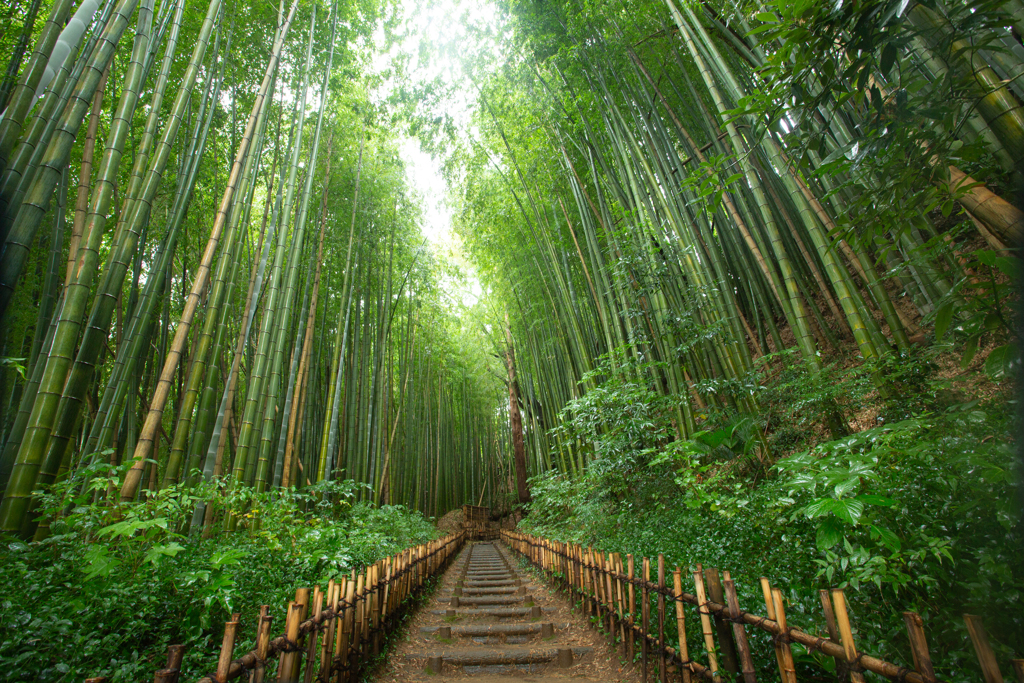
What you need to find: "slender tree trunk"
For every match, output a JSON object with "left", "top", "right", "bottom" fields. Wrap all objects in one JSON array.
[{"left": 504, "top": 312, "right": 530, "bottom": 504}]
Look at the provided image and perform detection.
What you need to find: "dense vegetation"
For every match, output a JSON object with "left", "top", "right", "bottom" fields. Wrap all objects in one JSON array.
[
  {"left": 0, "top": 472, "right": 438, "bottom": 679},
  {"left": 430, "top": 0, "right": 1023, "bottom": 676},
  {"left": 522, "top": 349, "right": 1018, "bottom": 680},
  {"left": 0, "top": 0, "right": 1021, "bottom": 678}
]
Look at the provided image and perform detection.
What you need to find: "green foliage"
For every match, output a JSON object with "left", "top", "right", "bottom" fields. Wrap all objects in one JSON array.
[
  {"left": 0, "top": 467, "right": 438, "bottom": 681},
  {"left": 553, "top": 348, "right": 683, "bottom": 470},
  {"left": 753, "top": 349, "right": 865, "bottom": 445},
  {"left": 524, "top": 377, "right": 1021, "bottom": 680},
  {"left": 0, "top": 357, "right": 26, "bottom": 380},
  {"left": 929, "top": 248, "right": 1021, "bottom": 379}
]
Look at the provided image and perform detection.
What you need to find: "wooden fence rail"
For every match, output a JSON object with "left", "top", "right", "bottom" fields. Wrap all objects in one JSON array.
[
  {"left": 501, "top": 530, "right": 1024, "bottom": 683},
  {"left": 85, "top": 531, "right": 465, "bottom": 683}
]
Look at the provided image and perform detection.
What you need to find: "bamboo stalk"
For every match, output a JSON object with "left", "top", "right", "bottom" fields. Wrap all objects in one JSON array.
[
  {"left": 215, "top": 613, "right": 241, "bottom": 681},
  {"left": 642, "top": 557, "right": 650, "bottom": 681},
  {"left": 693, "top": 565, "right": 721, "bottom": 682},
  {"left": 119, "top": 0, "right": 301, "bottom": 501},
  {"left": 657, "top": 554, "right": 667, "bottom": 683},
  {"left": 771, "top": 589, "right": 798, "bottom": 683},
  {"left": 277, "top": 602, "right": 303, "bottom": 682},
  {"left": 672, "top": 569, "right": 692, "bottom": 683},
  {"left": 302, "top": 588, "right": 323, "bottom": 683},
  {"left": 832, "top": 589, "right": 866, "bottom": 683},
  {"left": 902, "top": 612, "right": 936, "bottom": 683},
  {"left": 705, "top": 568, "right": 738, "bottom": 676},
  {"left": 722, "top": 573, "right": 756, "bottom": 683},
  {"left": 964, "top": 614, "right": 1004, "bottom": 683},
  {"left": 628, "top": 554, "right": 636, "bottom": 665},
  {"left": 253, "top": 606, "right": 272, "bottom": 683}
]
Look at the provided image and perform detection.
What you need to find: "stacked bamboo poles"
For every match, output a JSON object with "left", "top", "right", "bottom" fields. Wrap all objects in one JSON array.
[
  {"left": 502, "top": 530, "right": 1023, "bottom": 683},
  {"left": 94, "top": 532, "right": 465, "bottom": 683}
]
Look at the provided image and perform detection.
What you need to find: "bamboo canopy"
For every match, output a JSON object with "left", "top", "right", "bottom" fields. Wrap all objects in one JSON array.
[{"left": 0, "top": 0, "right": 1018, "bottom": 539}]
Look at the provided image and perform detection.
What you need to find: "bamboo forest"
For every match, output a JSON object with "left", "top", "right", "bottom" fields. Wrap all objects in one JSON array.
[{"left": 0, "top": 0, "right": 1021, "bottom": 678}]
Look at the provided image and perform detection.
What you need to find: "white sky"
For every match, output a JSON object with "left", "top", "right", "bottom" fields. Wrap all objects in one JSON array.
[
  {"left": 369, "top": 0, "right": 505, "bottom": 305},
  {"left": 399, "top": 138, "right": 450, "bottom": 244}
]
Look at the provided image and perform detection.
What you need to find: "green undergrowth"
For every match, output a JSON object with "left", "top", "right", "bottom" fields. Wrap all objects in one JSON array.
[
  {"left": 521, "top": 348, "right": 1021, "bottom": 681},
  {"left": 0, "top": 473, "right": 438, "bottom": 682}
]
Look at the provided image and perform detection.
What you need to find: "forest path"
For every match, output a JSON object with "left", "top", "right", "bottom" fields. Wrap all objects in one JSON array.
[{"left": 373, "top": 541, "right": 640, "bottom": 683}]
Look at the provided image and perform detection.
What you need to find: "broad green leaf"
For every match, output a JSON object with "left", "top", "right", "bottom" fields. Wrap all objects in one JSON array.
[
  {"left": 816, "top": 518, "right": 844, "bottom": 551},
  {"left": 834, "top": 477, "right": 860, "bottom": 498},
  {"left": 857, "top": 494, "right": 895, "bottom": 507},
  {"left": 985, "top": 343, "right": 1018, "bottom": 381},
  {"left": 961, "top": 335, "right": 980, "bottom": 369},
  {"left": 832, "top": 498, "right": 865, "bottom": 525},
  {"left": 802, "top": 498, "right": 834, "bottom": 519},
  {"left": 933, "top": 301, "right": 953, "bottom": 341},
  {"left": 868, "top": 525, "right": 902, "bottom": 551},
  {"left": 880, "top": 43, "right": 897, "bottom": 76},
  {"left": 83, "top": 546, "right": 120, "bottom": 580},
  {"left": 145, "top": 542, "right": 185, "bottom": 566}
]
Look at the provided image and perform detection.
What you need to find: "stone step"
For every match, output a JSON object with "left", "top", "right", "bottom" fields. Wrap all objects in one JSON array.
[
  {"left": 439, "top": 595, "right": 533, "bottom": 606},
  {"left": 405, "top": 646, "right": 592, "bottom": 670},
  {"left": 421, "top": 622, "right": 567, "bottom": 637},
  {"left": 445, "top": 586, "right": 526, "bottom": 595},
  {"left": 429, "top": 606, "right": 549, "bottom": 617},
  {"left": 462, "top": 579, "right": 521, "bottom": 587},
  {"left": 463, "top": 565, "right": 509, "bottom": 571}
]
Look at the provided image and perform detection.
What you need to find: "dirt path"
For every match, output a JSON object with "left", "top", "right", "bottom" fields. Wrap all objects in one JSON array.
[{"left": 373, "top": 541, "right": 642, "bottom": 683}]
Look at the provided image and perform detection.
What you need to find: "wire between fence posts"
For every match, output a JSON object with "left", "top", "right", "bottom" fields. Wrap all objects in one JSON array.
[{"left": 498, "top": 530, "right": 1001, "bottom": 683}]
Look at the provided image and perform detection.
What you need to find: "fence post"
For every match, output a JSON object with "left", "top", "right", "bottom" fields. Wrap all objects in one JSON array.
[
  {"left": 293, "top": 586, "right": 311, "bottom": 681},
  {"left": 771, "top": 588, "right": 798, "bottom": 683},
  {"left": 693, "top": 565, "right": 720, "bottom": 681},
  {"left": 339, "top": 576, "right": 355, "bottom": 682},
  {"left": 165, "top": 645, "right": 185, "bottom": 677},
  {"left": 902, "top": 611, "right": 936, "bottom": 683},
  {"left": 641, "top": 557, "right": 650, "bottom": 682},
  {"left": 615, "top": 554, "right": 627, "bottom": 657},
  {"left": 820, "top": 589, "right": 849, "bottom": 680},
  {"left": 722, "top": 572, "right": 756, "bottom": 683},
  {"left": 215, "top": 614, "right": 240, "bottom": 683},
  {"left": 831, "top": 589, "right": 865, "bottom": 683},
  {"left": 627, "top": 554, "right": 636, "bottom": 666},
  {"left": 301, "top": 587, "right": 323, "bottom": 683},
  {"left": 354, "top": 571, "right": 366, "bottom": 664},
  {"left": 252, "top": 605, "right": 272, "bottom": 683},
  {"left": 320, "top": 582, "right": 337, "bottom": 677},
  {"left": 371, "top": 563, "right": 382, "bottom": 656},
  {"left": 657, "top": 554, "right": 666, "bottom": 683},
  {"left": 964, "top": 614, "right": 1005, "bottom": 683},
  {"left": 600, "top": 552, "right": 614, "bottom": 645},
  {"left": 705, "top": 568, "right": 738, "bottom": 676},
  {"left": 278, "top": 601, "right": 303, "bottom": 682},
  {"left": 672, "top": 568, "right": 692, "bottom": 683},
  {"left": 760, "top": 578, "right": 786, "bottom": 681}
]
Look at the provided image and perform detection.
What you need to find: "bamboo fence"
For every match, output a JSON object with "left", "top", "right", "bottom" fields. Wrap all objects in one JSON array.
[
  {"left": 501, "top": 530, "right": 1024, "bottom": 683},
  {"left": 84, "top": 532, "right": 465, "bottom": 683}
]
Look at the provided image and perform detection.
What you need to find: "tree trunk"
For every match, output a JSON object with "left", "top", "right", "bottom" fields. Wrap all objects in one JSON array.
[{"left": 504, "top": 313, "right": 530, "bottom": 505}]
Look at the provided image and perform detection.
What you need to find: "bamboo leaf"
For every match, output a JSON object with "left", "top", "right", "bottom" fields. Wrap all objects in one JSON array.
[{"left": 933, "top": 301, "right": 954, "bottom": 340}]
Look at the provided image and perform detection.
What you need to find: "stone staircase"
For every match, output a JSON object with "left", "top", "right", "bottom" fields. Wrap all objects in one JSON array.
[{"left": 398, "top": 541, "right": 593, "bottom": 676}]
